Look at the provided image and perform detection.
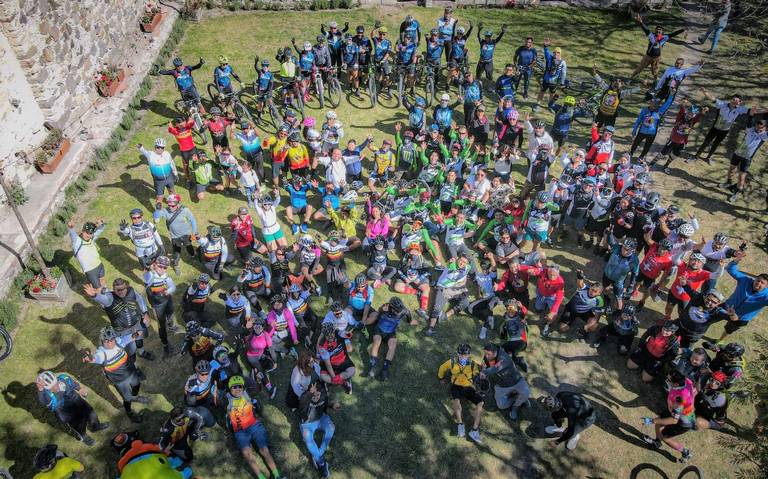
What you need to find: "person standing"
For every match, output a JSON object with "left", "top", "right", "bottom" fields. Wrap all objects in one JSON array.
[
  {"left": 513, "top": 36, "right": 537, "bottom": 99},
  {"left": 144, "top": 255, "right": 177, "bottom": 356},
  {"left": 168, "top": 117, "right": 198, "bottom": 181},
  {"left": 720, "top": 252, "right": 768, "bottom": 339},
  {"left": 698, "top": 0, "right": 732, "bottom": 54},
  {"left": 118, "top": 208, "right": 165, "bottom": 272},
  {"left": 630, "top": 15, "right": 685, "bottom": 82},
  {"left": 692, "top": 88, "right": 751, "bottom": 164},
  {"left": 720, "top": 109, "right": 768, "bottom": 202},
  {"left": 540, "top": 392, "right": 597, "bottom": 450},
  {"left": 137, "top": 139, "right": 178, "bottom": 204},
  {"left": 153, "top": 193, "right": 198, "bottom": 274},
  {"left": 437, "top": 343, "right": 485, "bottom": 444},
  {"left": 475, "top": 23, "right": 507, "bottom": 82},
  {"left": 642, "top": 370, "right": 697, "bottom": 463},
  {"left": 67, "top": 218, "right": 106, "bottom": 289}
]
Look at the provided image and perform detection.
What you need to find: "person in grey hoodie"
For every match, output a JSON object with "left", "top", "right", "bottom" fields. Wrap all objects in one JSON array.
[
  {"left": 153, "top": 193, "right": 198, "bottom": 274},
  {"left": 481, "top": 343, "right": 530, "bottom": 421}
]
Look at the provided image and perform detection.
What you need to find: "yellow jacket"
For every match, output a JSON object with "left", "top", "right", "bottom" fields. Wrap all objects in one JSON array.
[
  {"left": 328, "top": 206, "right": 361, "bottom": 239},
  {"left": 437, "top": 357, "right": 481, "bottom": 388}
]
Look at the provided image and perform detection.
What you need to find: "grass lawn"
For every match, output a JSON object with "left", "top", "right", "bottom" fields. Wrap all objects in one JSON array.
[{"left": 1, "top": 5, "right": 767, "bottom": 479}]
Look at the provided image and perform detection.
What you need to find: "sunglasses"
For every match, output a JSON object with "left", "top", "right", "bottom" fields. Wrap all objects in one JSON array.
[
  {"left": 230, "top": 384, "right": 243, "bottom": 390},
  {"left": 156, "top": 265, "right": 168, "bottom": 270},
  {"left": 130, "top": 216, "right": 142, "bottom": 220},
  {"left": 114, "top": 287, "right": 128, "bottom": 293}
]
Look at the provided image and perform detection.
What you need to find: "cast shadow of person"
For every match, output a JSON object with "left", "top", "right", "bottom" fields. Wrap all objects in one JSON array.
[
  {"left": 98, "top": 172, "right": 156, "bottom": 211},
  {"left": 0, "top": 420, "right": 54, "bottom": 478},
  {"left": 95, "top": 237, "right": 145, "bottom": 285}
]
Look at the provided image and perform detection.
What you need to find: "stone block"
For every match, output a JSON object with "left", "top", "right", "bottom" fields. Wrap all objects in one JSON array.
[{"left": 42, "top": 46, "right": 54, "bottom": 62}]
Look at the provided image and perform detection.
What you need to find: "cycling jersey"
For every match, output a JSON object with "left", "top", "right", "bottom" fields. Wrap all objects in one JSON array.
[
  {"left": 267, "top": 308, "right": 298, "bottom": 342},
  {"left": 542, "top": 46, "right": 567, "bottom": 85},
  {"left": 225, "top": 295, "right": 250, "bottom": 319},
  {"left": 185, "top": 283, "right": 210, "bottom": 306},
  {"left": 299, "top": 245, "right": 321, "bottom": 265},
  {"left": 168, "top": 119, "right": 196, "bottom": 152},
  {"left": 397, "top": 41, "right": 416, "bottom": 64},
  {"left": 569, "top": 286, "right": 605, "bottom": 314},
  {"left": 342, "top": 42, "right": 359, "bottom": 65},
  {"left": 226, "top": 391, "right": 259, "bottom": 432},
  {"left": 639, "top": 244, "right": 673, "bottom": 279},
  {"left": 599, "top": 89, "right": 622, "bottom": 116},
  {"left": 172, "top": 67, "right": 195, "bottom": 91},
  {"left": 436, "top": 263, "right": 471, "bottom": 288},
  {"left": 401, "top": 20, "right": 420, "bottom": 40},
  {"left": 373, "top": 149, "right": 395, "bottom": 175},
  {"left": 436, "top": 16, "right": 456, "bottom": 41},
  {"left": 463, "top": 79, "right": 482, "bottom": 104},
  {"left": 144, "top": 269, "right": 175, "bottom": 304},
  {"left": 451, "top": 37, "right": 467, "bottom": 61},
  {"left": 286, "top": 183, "right": 312, "bottom": 209},
  {"left": 197, "top": 236, "right": 226, "bottom": 263},
  {"left": 286, "top": 143, "right": 310, "bottom": 170},
  {"left": 120, "top": 221, "right": 162, "bottom": 258},
  {"left": 288, "top": 291, "right": 311, "bottom": 319},
  {"left": 632, "top": 95, "right": 675, "bottom": 136},
  {"left": 298, "top": 51, "right": 315, "bottom": 72},
  {"left": 318, "top": 332, "right": 351, "bottom": 367},
  {"left": 408, "top": 106, "right": 425, "bottom": 131},
  {"left": 214, "top": 64, "right": 238, "bottom": 89},
  {"left": 667, "top": 378, "right": 696, "bottom": 426},
  {"left": 256, "top": 70, "right": 274, "bottom": 93},
  {"left": 434, "top": 105, "right": 453, "bottom": 129},
  {"left": 240, "top": 268, "right": 271, "bottom": 292},
  {"left": 373, "top": 37, "right": 392, "bottom": 62},
  {"left": 376, "top": 309, "right": 404, "bottom": 334},
  {"left": 348, "top": 284, "right": 374, "bottom": 311},
  {"left": 92, "top": 345, "right": 134, "bottom": 383},
  {"left": 425, "top": 39, "right": 444, "bottom": 63},
  {"left": 495, "top": 74, "right": 515, "bottom": 98}
]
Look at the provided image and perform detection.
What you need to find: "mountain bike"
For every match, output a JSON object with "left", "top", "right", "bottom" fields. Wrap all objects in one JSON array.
[
  {"left": 206, "top": 82, "right": 255, "bottom": 125},
  {"left": 0, "top": 320, "right": 13, "bottom": 363},
  {"left": 420, "top": 58, "right": 439, "bottom": 107},
  {"left": 319, "top": 66, "right": 342, "bottom": 108},
  {"left": 365, "top": 62, "right": 378, "bottom": 108},
  {"left": 395, "top": 62, "right": 418, "bottom": 108},
  {"left": 247, "top": 86, "right": 281, "bottom": 131},
  {"left": 173, "top": 97, "right": 208, "bottom": 146}
]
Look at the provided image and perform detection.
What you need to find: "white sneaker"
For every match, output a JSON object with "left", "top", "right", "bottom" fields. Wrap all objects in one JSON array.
[
  {"left": 468, "top": 429, "right": 482, "bottom": 444},
  {"left": 545, "top": 425, "right": 566, "bottom": 435},
  {"left": 479, "top": 327, "right": 488, "bottom": 340},
  {"left": 566, "top": 433, "right": 581, "bottom": 450},
  {"left": 457, "top": 423, "right": 465, "bottom": 438}
]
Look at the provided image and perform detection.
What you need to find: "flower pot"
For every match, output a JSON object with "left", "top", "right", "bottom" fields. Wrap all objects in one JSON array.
[
  {"left": 38, "top": 138, "right": 71, "bottom": 174},
  {"left": 141, "top": 11, "right": 164, "bottom": 33},
  {"left": 28, "top": 276, "right": 70, "bottom": 303},
  {"left": 99, "top": 69, "right": 127, "bottom": 97}
]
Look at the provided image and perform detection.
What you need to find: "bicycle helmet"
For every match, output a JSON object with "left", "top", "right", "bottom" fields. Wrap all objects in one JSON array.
[
  {"left": 270, "top": 293, "right": 286, "bottom": 306},
  {"left": 208, "top": 225, "right": 222, "bottom": 239},
  {"left": 303, "top": 41, "right": 312, "bottom": 51},
  {"left": 404, "top": 15, "right": 414, "bottom": 24},
  {"left": 328, "top": 229, "right": 341, "bottom": 242},
  {"left": 484, "top": 30, "right": 493, "bottom": 37},
  {"left": 379, "top": 26, "right": 389, "bottom": 34},
  {"left": 689, "top": 252, "right": 706, "bottom": 263},
  {"left": 213, "top": 345, "right": 229, "bottom": 361},
  {"left": 218, "top": 55, "right": 228, "bottom": 65},
  {"left": 299, "top": 234, "right": 314, "bottom": 247},
  {"left": 316, "top": 34, "right": 325, "bottom": 43},
  {"left": 634, "top": 172, "right": 650, "bottom": 186},
  {"left": 155, "top": 255, "right": 171, "bottom": 267},
  {"left": 166, "top": 193, "right": 181, "bottom": 204},
  {"left": 373, "top": 236, "right": 386, "bottom": 250},
  {"left": 430, "top": 28, "right": 439, "bottom": 35},
  {"left": 356, "top": 25, "right": 365, "bottom": 34},
  {"left": 621, "top": 237, "right": 638, "bottom": 251},
  {"left": 389, "top": 297, "right": 405, "bottom": 315},
  {"left": 330, "top": 300, "right": 344, "bottom": 313},
  {"left": 329, "top": 21, "right": 338, "bottom": 28},
  {"left": 259, "top": 193, "right": 274, "bottom": 205},
  {"left": 533, "top": 119, "right": 546, "bottom": 129},
  {"left": 415, "top": 96, "right": 426, "bottom": 107},
  {"left": 662, "top": 320, "right": 679, "bottom": 332},
  {"left": 251, "top": 317, "right": 266, "bottom": 331},
  {"left": 350, "top": 179, "right": 364, "bottom": 191},
  {"left": 288, "top": 283, "right": 302, "bottom": 295},
  {"left": 100, "top": 326, "right": 118, "bottom": 342},
  {"left": 658, "top": 238, "right": 673, "bottom": 251},
  {"left": 172, "top": 57, "right": 183, "bottom": 67},
  {"left": 706, "top": 290, "right": 725, "bottom": 302},
  {"left": 321, "top": 321, "right": 336, "bottom": 339},
  {"left": 677, "top": 223, "right": 695, "bottom": 237},
  {"left": 713, "top": 232, "right": 728, "bottom": 244},
  {"left": 154, "top": 137, "right": 166, "bottom": 148},
  {"left": 355, "top": 273, "right": 368, "bottom": 287},
  {"left": 33, "top": 444, "right": 59, "bottom": 472},
  {"left": 710, "top": 371, "right": 727, "bottom": 384},
  {"left": 37, "top": 371, "right": 57, "bottom": 390},
  {"left": 456, "top": 26, "right": 466, "bottom": 35},
  {"left": 261, "top": 59, "right": 270, "bottom": 67},
  {"left": 228, "top": 375, "right": 246, "bottom": 389},
  {"left": 540, "top": 395, "right": 561, "bottom": 410},
  {"left": 722, "top": 342, "right": 745, "bottom": 358},
  {"left": 210, "top": 106, "right": 222, "bottom": 116},
  {"left": 288, "top": 132, "right": 301, "bottom": 143},
  {"left": 195, "top": 360, "right": 211, "bottom": 374},
  {"left": 563, "top": 96, "right": 576, "bottom": 106},
  {"left": 248, "top": 256, "right": 264, "bottom": 268},
  {"left": 129, "top": 208, "right": 143, "bottom": 218},
  {"left": 303, "top": 116, "right": 316, "bottom": 128},
  {"left": 440, "top": 93, "right": 450, "bottom": 102},
  {"left": 326, "top": 110, "right": 338, "bottom": 120},
  {"left": 185, "top": 320, "right": 201, "bottom": 335},
  {"left": 621, "top": 304, "right": 637, "bottom": 317},
  {"left": 645, "top": 191, "right": 661, "bottom": 209},
  {"left": 536, "top": 191, "right": 550, "bottom": 203},
  {"left": 457, "top": 343, "right": 471, "bottom": 355}
]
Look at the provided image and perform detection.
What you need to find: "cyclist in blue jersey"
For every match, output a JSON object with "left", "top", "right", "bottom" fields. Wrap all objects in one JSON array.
[
  {"left": 436, "top": 6, "right": 457, "bottom": 63},
  {"left": 320, "top": 20, "right": 350, "bottom": 72},
  {"left": 362, "top": 297, "right": 412, "bottom": 380},
  {"left": 448, "top": 22, "right": 473, "bottom": 90},
  {"left": 434, "top": 93, "right": 456, "bottom": 137},
  {"left": 285, "top": 175, "right": 315, "bottom": 235},
  {"left": 371, "top": 26, "right": 394, "bottom": 98},
  {"left": 213, "top": 55, "right": 241, "bottom": 97},
  {"left": 534, "top": 39, "right": 567, "bottom": 111},
  {"left": 403, "top": 96, "right": 427, "bottom": 134},
  {"left": 399, "top": 15, "right": 421, "bottom": 46},
  {"left": 159, "top": 56, "right": 206, "bottom": 113},
  {"left": 495, "top": 64, "right": 517, "bottom": 101},
  {"left": 341, "top": 34, "right": 361, "bottom": 98},
  {"left": 396, "top": 33, "right": 419, "bottom": 95},
  {"left": 252, "top": 57, "right": 275, "bottom": 118},
  {"left": 548, "top": 94, "right": 588, "bottom": 156},
  {"left": 424, "top": 28, "right": 445, "bottom": 91},
  {"left": 476, "top": 23, "right": 507, "bottom": 82},
  {"left": 513, "top": 37, "right": 538, "bottom": 99},
  {"left": 462, "top": 71, "right": 483, "bottom": 127},
  {"left": 353, "top": 25, "right": 373, "bottom": 92},
  {"left": 291, "top": 38, "right": 317, "bottom": 103}
]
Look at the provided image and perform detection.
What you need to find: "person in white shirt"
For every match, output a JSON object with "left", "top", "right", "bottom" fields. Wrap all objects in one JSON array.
[
  {"left": 316, "top": 148, "right": 349, "bottom": 189},
  {"left": 137, "top": 139, "right": 179, "bottom": 203},
  {"left": 523, "top": 112, "right": 554, "bottom": 164},
  {"left": 693, "top": 88, "right": 751, "bottom": 163},
  {"left": 237, "top": 161, "right": 261, "bottom": 208},
  {"left": 721, "top": 110, "right": 768, "bottom": 202}
]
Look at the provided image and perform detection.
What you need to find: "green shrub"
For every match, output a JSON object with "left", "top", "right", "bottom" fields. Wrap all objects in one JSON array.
[
  {"left": 3, "top": 179, "right": 28, "bottom": 206},
  {"left": 0, "top": 299, "right": 19, "bottom": 331}
]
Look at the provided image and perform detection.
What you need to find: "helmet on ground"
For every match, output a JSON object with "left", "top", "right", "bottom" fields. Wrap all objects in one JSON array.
[
  {"left": 713, "top": 232, "right": 728, "bottom": 244},
  {"left": 658, "top": 238, "right": 673, "bottom": 251},
  {"left": 195, "top": 360, "right": 211, "bottom": 374},
  {"left": 536, "top": 191, "right": 550, "bottom": 203},
  {"left": 288, "top": 283, "right": 302, "bottom": 294},
  {"left": 389, "top": 297, "right": 405, "bottom": 314},
  {"left": 186, "top": 320, "right": 201, "bottom": 335},
  {"left": 355, "top": 273, "right": 368, "bottom": 287},
  {"left": 662, "top": 320, "right": 679, "bottom": 332},
  {"left": 154, "top": 137, "right": 166, "bottom": 148},
  {"left": 100, "top": 326, "right": 118, "bottom": 342},
  {"left": 155, "top": 255, "right": 171, "bottom": 267},
  {"left": 213, "top": 345, "right": 229, "bottom": 360},
  {"left": 457, "top": 343, "right": 471, "bottom": 355},
  {"left": 172, "top": 57, "right": 183, "bottom": 67},
  {"left": 689, "top": 252, "right": 705, "bottom": 263},
  {"left": 37, "top": 371, "right": 57, "bottom": 390},
  {"left": 218, "top": 54, "right": 228, "bottom": 65},
  {"left": 33, "top": 444, "right": 59, "bottom": 472},
  {"left": 677, "top": 223, "right": 695, "bottom": 237},
  {"left": 228, "top": 375, "right": 245, "bottom": 389},
  {"left": 563, "top": 96, "right": 576, "bottom": 106},
  {"left": 722, "top": 342, "right": 745, "bottom": 358},
  {"left": 440, "top": 93, "right": 450, "bottom": 102},
  {"left": 304, "top": 41, "right": 312, "bottom": 51},
  {"left": 621, "top": 237, "right": 638, "bottom": 251},
  {"left": 210, "top": 106, "right": 222, "bottom": 116}
]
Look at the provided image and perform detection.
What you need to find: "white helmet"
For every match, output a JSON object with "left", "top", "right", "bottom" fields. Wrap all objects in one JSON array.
[
  {"left": 300, "top": 234, "right": 314, "bottom": 247},
  {"left": 677, "top": 223, "right": 695, "bottom": 237},
  {"left": 154, "top": 137, "right": 166, "bottom": 148},
  {"left": 307, "top": 129, "right": 321, "bottom": 140},
  {"left": 440, "top": 93, "right": 450, "bottom": 102},
  {"left": 457, "top": 27, "right": 466, "bottom": 35},
  {"left": 326, "top": 110, "right": 337, "bottom": 119},
  {"left": 304, "top": 41, "right": 312, "bottom": 51},
  {"left": 37, "top": 371, "right": 57, "bottom": 390}
]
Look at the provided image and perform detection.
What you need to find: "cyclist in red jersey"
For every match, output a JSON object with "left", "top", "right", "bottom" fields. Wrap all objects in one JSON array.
[
  {"left": 317, "top": 323, "right": 355, "bottom": 394},
  {"left": 204, "top": 107, "right": 234, "bottom": 149},
  {"left": 663, "top": 253, "right": 711, "bottom": 321},
  {"left": 634, "top": 238, "right": 675, "bottom": 311},
  {"left": 168, "top": 117, "right": 197, "bottom": 180}
]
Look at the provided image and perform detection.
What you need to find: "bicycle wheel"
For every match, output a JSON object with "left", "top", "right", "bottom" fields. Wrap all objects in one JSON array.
[
  {"left": 192, "top": 126, "right": 208, "bottom": 146},
  {"left": 173, "top": 99, "right": 186, "bottom": 114},
  {"left": 316, "top": 77, "right": 325, "bottom": 109},
  {"left": 207, "top": 83, "right": 221, "bottom": 105},
  {"left": 397, "top": 72, "right": 405, "bottom": 108},
  {"left": 677, "top": 465, "right": 703, "bottom": 479},
  {"left": 368, "top": 72, "right": 377, "bottom": 107},
  {"left": 233, "top": 99, "right": 254, "bottom": 126},
  {"left": 268, "top": 100, "right": 281, "bottom": 130},
  {"left": 0, "top": 326, "right": 13, "bottom": 362},
  {"left": 425, "top": 76, "right": 434, "bottom": 107},
  {"left": 328, "top": 78, "right": 342, "bottom": 108}
]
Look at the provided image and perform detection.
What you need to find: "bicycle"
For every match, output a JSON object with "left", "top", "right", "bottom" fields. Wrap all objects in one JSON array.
[
  {"left": 206, "top": 82, "right": 255, "bottom": 126},
  {"left": 365, "top": 62, "right": 378, "bottom": 108},
  {"left": 278, "top": 76, "right": 306, "bottom": 118},
  {"left": 322, "top": 67, "right": 342, "bottom": 108},
  {"left": 0, "top": 319, "right": 13, "bottom": 363},
  {"left": 395, "top": 62, "right": 418, "bottom": 108},
  {"left": 420, "top": 58, "right": 440, "bottom": 107},
  {"left": 173, "top": 97, "right": 209, "bottom": 146},
  {"left": 247, "top": 86, "right": 281, "bottom": 131}
]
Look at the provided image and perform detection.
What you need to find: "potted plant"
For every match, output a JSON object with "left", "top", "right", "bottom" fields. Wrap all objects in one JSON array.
[
  {"left": 35, "top": 128, "right": 71, "bottom": 174},
  {"left": 140, "top": 1, "right": 164, "bottom": 33},
  {"left": 182, "top": 0, "right": 203, "bottom": 22},
  {"left": 26, "top": 266, "right": 69, "bottom": 302},
  {"left": 94, "top": 64, "right": 126, "bottom": 97}
]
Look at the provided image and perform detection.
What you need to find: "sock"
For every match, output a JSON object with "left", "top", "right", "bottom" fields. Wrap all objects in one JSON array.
[
  {"left": 369, "top": 356, "right": 378, "bottom": 368},
  {"left": 419, "top": 293, "right": 429, "bottom": 310},
  {"left": 383, "top": 359, "right": 391, "bottom": 369},
  {"left": 272, "top": 469, "right": 281, "bottom": 478}
]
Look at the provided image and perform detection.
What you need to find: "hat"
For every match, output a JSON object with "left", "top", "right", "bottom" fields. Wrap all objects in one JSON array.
[
  {"left": 238, "top": 206, "right": 248, "bottom": 215},
  {"left": 476, "top": 104, "right": 486, "bottom": 111}
]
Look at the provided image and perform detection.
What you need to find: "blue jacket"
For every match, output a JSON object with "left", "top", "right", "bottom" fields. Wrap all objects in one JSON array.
[
  {"left": 604, "top": 244, "right": 639, "bottom": 292},
  {"left": 632, "top": 94, "right": 674, "bottom": 136},
  {"left": 725, "top": 262, "right": 768, "bottom": 322}
]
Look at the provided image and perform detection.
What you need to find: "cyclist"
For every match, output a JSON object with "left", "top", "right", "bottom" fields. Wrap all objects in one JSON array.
[
  {"left": 291, "top": 38, "right": 317, "bottom": 103},
  {"left": 36, "top": 371, "right": 110, "bottom": 446},
  {"left": 436, "top": 6, "right": 457, "bottom": 63},
  {"left": 313, "top": 34, "right": 333, "bottom": 83},
  {"left": 653, "top": 58, "right": 704, "bottom": 104},
  {"left": 519, "top": 190, "right": 560, "bottom": 251},
  {"left": 195, "top": 225, "right": 231, "bottom": 280},
  {"left": 655, "top": 100, "right": 707, "bottom": 173},
  {"left": 395, "top": 33, "right": 419, "bottom": 96},
  {"left": 461, "top": 71, "right": 483, "bottom": 127},
  {"left": 495, "top": 63, "right": 517, "bottom": 101},
  {"left": 670, "top": 347, "right": 710, "bottom": 388},
  {"left": 83, "top": 327, "right": 150, "bottom": 423},
  {"left": 592, "top": 303, "right": 639, "bottom": 355},
  {"left": 437, "top": 343, "right": 484, "bottom": 443},
  {"left": 552, "top": 269, "right": 605, "bottom": 339},
  {"left": 182, "top": 273, "right": 214, "bottom": 326},
  {"left": 426, "top": 255, "right": 472, "bottom": 336},
  {"left": 213, "top": 54, "right": 242, "bottom": 99},
  {"left": 154, "top": 193, "right": 198, "bottom": 273},
  {"left": 253, "top": 57, "right": 275, "bottom": 114},
  {"left": 220, "top": 284, "right": 252, "bottom": 334},
  {"left": 67, "top": 218, "right": 106, "bottom": 289},
  {"left": 235, "top": 122, "right": 265, "bottom": 183},
  {"left": 118, "top": 208, "right": 164, "bottom": 271},
  {"left": 540, "top": 393, "right": 596, "bottom": 450},
  {"left": 641, "top": 369, "right": 696, "bottom": 463},
  {"left": 363, "top": 297, "right": 411, "bottom": 380},
  {"left": 592, "top": 67, "right": 631, "bottom": 128},
  {"left": 321, "top": 110, "right": 345, "bottom": 155},
  {"left": 634, "top": 238, "right": 674, "bottom": 311},
  {"left": 275, "top": 46, "right": 300, "bottom": 108},
  {"left": 534, "top": 39, "right": 567, "bottom": 111},
  {"left": 299, "top": 381, "right": 336, "bottom": 478},
  {"left": 630, "top": 15, "right": 686, "bottom": 82},
  {"left": 720, "top": 109, "right": 768, "bottom": 202},
  {"left": 704, "top": 341, "right": 745, "bottom": 389},
  {"left": 143, "top": 255, "right": 176, "bottom": 355},
  {"left": 630, "top": 95, "right": 675, "bottom": 161},
  {"left": 602, "top": 236, "right": 640, "bottom": 312},
  {"left": 285, "top": 175, "right": 314, "bottom": 235},
  {"left": 475, "top": 23, "right": 506, "bottom": 82},
  {"left": 254, "top": 189, "right": 288, "bottom": 253},
  {"left": 184, "top": 360, "right": 219, "bottom": 427},
  {"left": 159, "top": 56, "right": 206, "bottom": 113},
  {"left": 721, "top": 252, "right": 768, "bottom": 339},
  {"left": 627, "top": 320, "right": 680, "bottom": 382},
  {"left": 676, "top": 287, "right": 731, "bottom": 348},
  {"left": 341, "top": 34, "right": 361, "bottom": 97},
  {"left": 370, "top": 26, "right": 394, "bottom": 99},
  {"left": 224, "top": 376, "right": 287, "bottom": 479},
  {"left": 168, "top": 116, "right": 198, "bottom": 181},
  {"left": 320, "top": 20, "right": 349, "bottom": 72},
  {"left": 353, "top": 25, "right": 374, "bottom": 90},
  {"left": 231, "top": 206, "right": 267, "bottom": 265},
  {"left": 513, "top": 37, "right": 537, "bottom": 99},
  {"left": 694, "top": 371, "right": 729, "bottom": 430},
  {"left": 447, "top": 21, "right": 472, "bottom": 90},
  {"left": 547, "top": 94, "right": 585, "bottom": 156},
  {"left": 85, "top": 277, "right": 152, "bottom": 361},
  {"left": 692, "top": 89, "right": 753, "bottom": 164},
  {"left": 423, "top": 28, "right": 446, "bottom": 92},
  {"left": 158, "top": 406, "right": 206, "bottom": 463},
  {"left": 204, "top": 106, "right": 234, "bottom": 149},
  {"left": 521, "top": 260, "right": 565, "bottom": 327},
  {"left": 393, "top": 263, "right": 431, "bottom": 320},
  {"left": 399, "top": 14, "right": 421, "bottom": 45},
  {"left": 32, "top": 444, "right": 85, "bottom": 479},
  {"left": 317, "top": 322, "right": 355, "bottom": 394},
  {"left": 433, "top": 93, "right": 455, "bottom": 137},
  {"left": 481, "top": 343, "right": 530, "bottom": 421}
]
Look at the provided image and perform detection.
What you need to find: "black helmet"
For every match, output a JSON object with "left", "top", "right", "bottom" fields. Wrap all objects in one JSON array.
[
  {"left": 248, "top": 256, "right": 264, "bottom": 268},
  {"left": 621, "top": 304, "right": 636, "bottom": 316},
  {"left": 172, "top": 57, "right": 183, "bottom": 67},
  {"left": 621, "top": 237, "right": 638, "bottom": 251},
  {"left": 662, "top": 320, "right": 679, "bottom": 332},
  {"left": 355, "top": 273, "right": 368, "bottom": 287},
  {"left": 356, "top": 25, "right": 365, "bottom": 34},
  {"left": 457, "top": 343, "right": 471, "bottom": 355},
  {"left": 331, "top": 300, "right": 343, "bottom": 313},
  {"left": 186, "top": 320, "right": 201, "bottom": 335},
  {"left": 645, "top": 191, "right": 661, "bottom": 209},
  {"left": 722, "top": 342, "right": 745, "bottom": 358},
  {"left": 33, "top": 444, "right": 59, "bottom": 472},
  {"left": 658, "top": 238, "right": 673, "bottom": 251},
  {"left": 389, "top": 297, "right": 405, "bottom": 314},
  {"left": 321, "top": 321, "right": 336, "bottom": 338},
  {"left": 373, "top": 236, "right": 386, "bottom": 250},
  {"left": 316, "top": 34, "right": 325, "bottom": 43},
  {"left": 100, "top": 326, "right": 118, "bottom": 342},
  {"left": 270, "top": 293, "right": 286, "bottom": 305},
  {"left": 251, "top": 317, "right": 266, "bottom": 331},
  {"left": 195, "top": 360, "right": 211, "bottom": 374}
]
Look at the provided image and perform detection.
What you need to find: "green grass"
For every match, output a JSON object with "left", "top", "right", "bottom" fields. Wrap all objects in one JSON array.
[{"left": 1, "top": 5, "right": 767, "bottom": 479}]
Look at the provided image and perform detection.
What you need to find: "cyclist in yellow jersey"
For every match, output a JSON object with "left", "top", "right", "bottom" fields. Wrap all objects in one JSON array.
[
  {"left": 33, "top": 444, "right": 85, "bottom": 479},
  {"left": 261, "top": 125, "right": 290, "bottom": 185},
  {"left": 437, "top": 343, "right": 485, "bottom": 443},
  {"left": 367, "top": 138, "right": 396, "bottom": 193}
]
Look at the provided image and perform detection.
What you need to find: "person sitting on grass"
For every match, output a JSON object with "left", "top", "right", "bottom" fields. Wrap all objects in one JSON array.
[
  {"left": 363, "top": 297, "right": 412, "bottom": 381},
  {"left": 540, "top": 392, "right": 597, "bottom": 451}
]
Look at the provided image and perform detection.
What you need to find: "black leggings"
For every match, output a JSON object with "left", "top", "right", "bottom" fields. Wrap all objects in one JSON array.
[
  {"left": 695, "top": 126, "right": 729, "bottom": 159},
  {"left": 476, "top": 60, "right": 493, "bottom": 81},
  {"left": 57, "top": 398, "right": 101, "bottom": 437},
  {"left": 630, "top": 132, "right": 657, "bottom": 159},
  {"left": 151, "top": 298, "right": 174, "bottom": 347}
]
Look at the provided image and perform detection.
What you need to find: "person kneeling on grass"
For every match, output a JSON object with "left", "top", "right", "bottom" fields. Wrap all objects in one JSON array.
[
  {"left": 626, "top": 320, "right": 681, "bottom": 383},
  {"left": 317, "top": 322, "right": 355, "bottom": 395},
  {"left": 363, "top": 297, "right": 412, "bottom": 381},
  {"left": 552, "top": 269, "right": 605, "bottom": 340},
  {"left": 437, "top": 343, "right": 485, "bottom": 444},
  {"left": 224, "top": 375, "right": 286, "bottom": 479},
  {"left": 642, "top": 369, "right": 696, "bottom": 463},
  {"left": 481, "top": 343, "right": 530, "bottom": 421},
  {"left": 540, "top": 392, "right": 596, "bottom": 450}
]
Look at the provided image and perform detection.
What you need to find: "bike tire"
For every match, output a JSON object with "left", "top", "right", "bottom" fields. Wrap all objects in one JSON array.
[
  {"left": 295, "top": 93, "right": 306, "bottom": 119},
  {"left": 206, "top": 83, "right": 221, "bottom": 105},
  {"left": 368, "top": 72, "right": 377, "bottom": 107},
  {"left": 316, "top": 77, "right": 325, "bottom": 109},
  {"left": 268, "top": 101, "right": 281, "bottom": 130},
  {"left": 0, "top": 326, "right": 13, "bottom": 362},
  {"left": 193, "top": 125, "right": 208, "bottom": 146},
  {"left": 233, "top": 100, "right": 254, "bottom": 126},
  {"left": 677, "top": 465, "right": 703, "bottom": 479},
  {"left": 328, "top": 78, "right": 342, "bottom": 108},
  {"left": 397, "top": 72, "right": 405, "bottom": 108}
]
